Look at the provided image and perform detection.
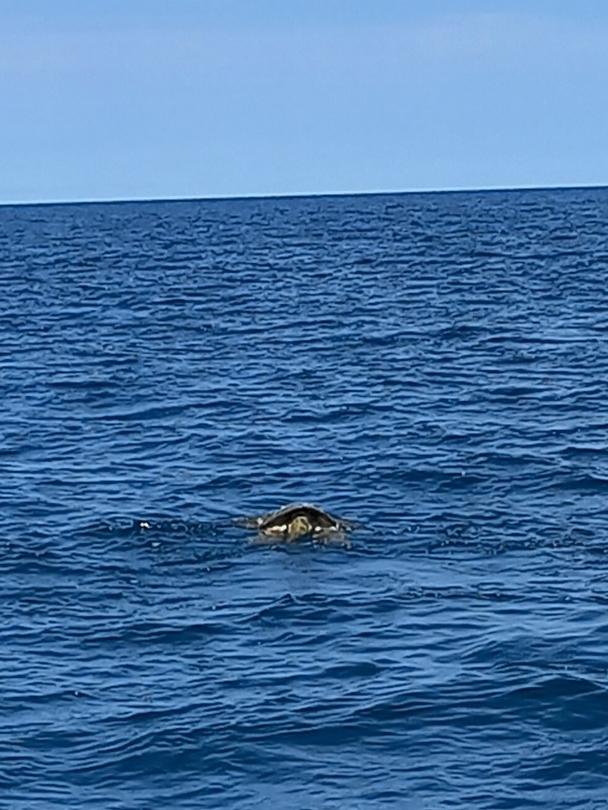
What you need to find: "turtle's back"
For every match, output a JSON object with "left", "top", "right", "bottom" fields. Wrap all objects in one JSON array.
[{"left": 259, "top": 503, "right": 340, "bottom": 530}]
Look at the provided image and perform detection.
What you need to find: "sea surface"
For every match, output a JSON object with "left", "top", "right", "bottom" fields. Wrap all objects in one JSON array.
[{"left": 2, "top": 187, "right": 608, "bottom": 809}]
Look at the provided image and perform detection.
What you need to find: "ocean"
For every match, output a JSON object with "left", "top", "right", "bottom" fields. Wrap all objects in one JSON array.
[{"left": 2, "top": 187, "right": 608, "bottom": 809}]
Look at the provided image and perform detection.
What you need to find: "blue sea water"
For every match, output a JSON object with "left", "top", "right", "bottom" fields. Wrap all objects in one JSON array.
[{"left": 1, "top": 187, "right": 608, "bottom": 809}]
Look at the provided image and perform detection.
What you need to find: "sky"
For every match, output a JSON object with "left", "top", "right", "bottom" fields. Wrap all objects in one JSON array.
[{"left": 2, "top": 0, "right": 608, "bottom": 203}]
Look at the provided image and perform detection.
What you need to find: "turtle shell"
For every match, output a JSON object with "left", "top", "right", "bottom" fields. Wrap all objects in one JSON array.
[
  {"left": 257, "top": 503, "right": 342, "bottom": 531},
  {"left": 234, "top": 502, "right": 355, "bottom": 531}
]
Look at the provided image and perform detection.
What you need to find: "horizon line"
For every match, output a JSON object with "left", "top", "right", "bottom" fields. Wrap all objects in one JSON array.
[{"left": 1, "top": 181, "right": 607, "bottom": 209}]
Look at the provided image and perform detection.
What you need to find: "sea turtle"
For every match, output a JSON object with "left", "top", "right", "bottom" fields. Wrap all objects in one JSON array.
[{"left": 234, "top": 503, "right": 355, "bottom": 544}]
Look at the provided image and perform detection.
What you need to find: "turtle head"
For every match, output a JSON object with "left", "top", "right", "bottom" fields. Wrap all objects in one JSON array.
[{"left": 287, "top": 514, "right": 312, "bottom": 539}]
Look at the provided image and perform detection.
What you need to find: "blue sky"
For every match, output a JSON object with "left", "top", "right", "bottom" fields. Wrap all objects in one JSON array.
[{"left": 2, "top": 1, "right": 608, "bottom": 203}]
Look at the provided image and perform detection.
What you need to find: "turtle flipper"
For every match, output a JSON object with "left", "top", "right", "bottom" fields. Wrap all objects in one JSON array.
[{"left": 338, "top": 518, "right": 360, "bottom": 531}]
